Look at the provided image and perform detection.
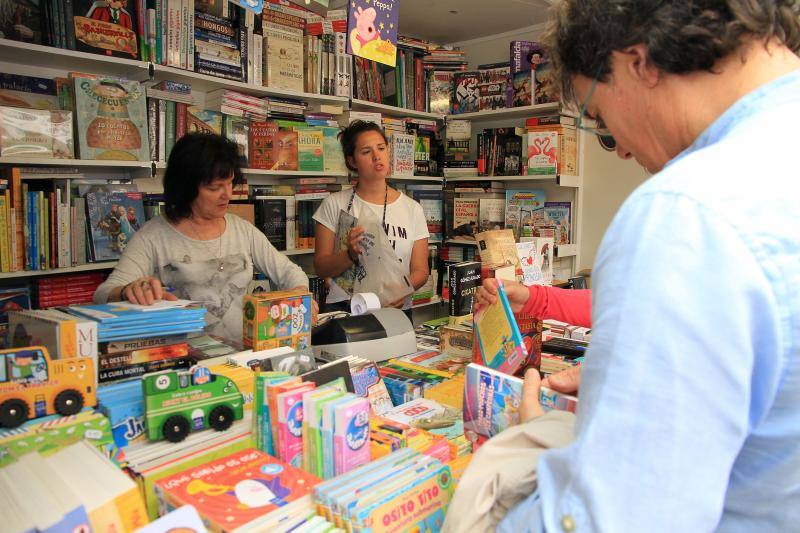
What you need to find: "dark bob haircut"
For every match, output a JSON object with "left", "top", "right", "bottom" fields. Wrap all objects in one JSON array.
[
  {"left": 544, "top": 0, "right": 800, "bottom": 105},
  {"left": 163, "top": 133, "right": 244, "bottom": 221},
  {"left": 337, "top": 120, "right": 389, "bottom": 172}
]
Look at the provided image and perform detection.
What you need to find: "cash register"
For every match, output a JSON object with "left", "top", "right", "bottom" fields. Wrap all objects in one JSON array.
[{"left": 311, "top": 308, "right": 418, "bottom": 362}]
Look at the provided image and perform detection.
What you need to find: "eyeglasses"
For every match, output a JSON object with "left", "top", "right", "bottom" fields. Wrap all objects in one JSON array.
[{"left": 576, "top": 75, "right": 613, "bottom": 139}]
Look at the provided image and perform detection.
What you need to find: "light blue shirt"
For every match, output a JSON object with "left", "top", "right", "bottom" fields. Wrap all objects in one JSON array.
[{"left": 498, "top": 69, "right": 800, "bottom": 532}]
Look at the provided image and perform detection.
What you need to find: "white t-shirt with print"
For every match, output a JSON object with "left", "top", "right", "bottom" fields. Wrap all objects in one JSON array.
[{"left": 313, "top": 189, "right": 430, "bottom": 306}]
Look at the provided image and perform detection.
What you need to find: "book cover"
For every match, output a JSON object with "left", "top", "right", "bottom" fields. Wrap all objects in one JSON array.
[
  {"left": 346, "top": 0, "right": 399, "bottom": 67},
  {"left": 73, "top": 0, "right": 140, "bottom": 59},
  {"left": 448, "top": 261, "right": 481, "bottom": 317},
  {"left": 154, "top": 448, "right": 320, "bottom": 532},
  {"left": 452, "top": 198, "right": 479, "bottom": 230},
  {"left": 508, "top": 41, "right": 545, "bottom": 107},
  {"left": 428, "top": 71, "right": 454, "bottom": 115},
  {"left": 463, "top": 363, "right": 522, "bottom": 446},
  {"left": 254, "top": 196, "right": 288, "bottom": 251},
  {"left": 321, "top": 126, "right": 346, "bottom": 173},
  {"left": 73, "top": 77, "right": 149, "bottom": 161},
  {"left": 274, "top": 129, "right": 299, "bottom": 171},
  {"left": 452, "top": 71, "right": 479, "bottom": 114},
  {"left": 0, "top": 0, "right": 43, "bottom": 44},
  {"left": 185, "top": 106, "right": 223, "bottom": 135},
  {"left": 479, "top": 198, "right": 505, "bottom": 233},
  {"left": 276, "top": 383, "right": 316, "bottom": 468},
  {"left": 473, "top": 281, "right": 528, "bottom": 375},
  {"left": 85, "top": 190, "right": 145, "bottom": 261},
  {"left": 527, "top": 130, "right": 558, "bottom": 175},
  {"left": 478, "top": 63, "right": 509, "bottom": 111},
  {"left": 0, "top": 73, "right": 59, "bottom": 110},
  {"left": 390, "top": 132, "right": 414, "bottom": 177},
  {"left": 296, "top": 128, "right": 324, "bottom": 172},
  {"left": 264, "top": 21, "right": 304, "bottom": 92},
  {"left": 504, "top": 189, "right": 547, "bottom": 239},
  {"left": 516, "top": 238, "right": 554, "bottom": 286},
  {"left": 0, "top": 107, "right": 73, "bottom": 158},
  {"left": 475, "top": 228, "right": 519, "bottom": 268},
  {"left": 223, "top": 115, "right": 250, "bottom": 164},
  {"left": 544, "top": 201, "right": 571, "bottom": 245},
  {"left": 249, "top": 120, "right": 280, "bottom": 170},
  {"left": 333, "top": 396, "right": 371, "bottom": 476}
]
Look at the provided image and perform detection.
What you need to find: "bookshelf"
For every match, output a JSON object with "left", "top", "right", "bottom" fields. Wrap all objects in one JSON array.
[
  {"left": 445, "top": 102, "right": 561, "bottom": 122},
  {"left": 350, "top": 99, "right": 443, "bottom": 121},
  {"left": 445, "top": 238, "right": 577, "bottom": 259},
  {"left": 0, "top": 262, "right": 119, "bottom": 280},
  {"left": 445, "top": 174, "right": 581, "bottom": 187}
]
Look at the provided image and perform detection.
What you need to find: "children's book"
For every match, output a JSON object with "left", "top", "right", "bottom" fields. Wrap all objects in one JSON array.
[
  {"left": 332, "top": 396, "right": 370, "bottom": 477},
  {"left": 154, "top": 448, "right": 320, "bottom": 532},
  {"left": 135, "top": 505, "right": 206, "bottom": 533},
  {"left": 463, "top": 363, "right": 523, "bottom": 447},
  {"left": 0, "top": 73, "right": 59, "bottom": 110},
  {"left": 504, "top": 189, "right": 547, "bottom": 239},
  {"left": 517, "top": 238, "right": 554, "bottom": 286},
  {"left": 85, "top": 190, "right": 146, "bottom": 261},
  {"left": 544, "top": 201, "right": 572, "bottom": 245},
  {"left": 73, "top": 0, "right": 140, "bottom": 59},
  {"left": 73, "top": 76, "right": 149, "bottom": 161},
  {"left": 473, "top": 281, "right": 528, "bottom": 375},
  {"left": 276, "top": 382, "right": 316, "bottom": 468}
]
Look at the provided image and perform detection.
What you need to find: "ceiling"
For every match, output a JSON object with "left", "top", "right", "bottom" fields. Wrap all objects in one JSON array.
[{"left": 326, "top": 0, "right": 553, "bottom": 44}]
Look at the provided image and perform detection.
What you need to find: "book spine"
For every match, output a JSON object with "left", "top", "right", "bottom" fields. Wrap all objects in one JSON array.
[
  {"left": 194, "top": 28, "right": 238, "bottom": 48},
  {"left": 194, "top": 57, "right": 243, "bottom": 76},
  {"left": 179, "top": 0, "right": 188, "bottom": 69},
  {"left": 165, "top": 100, "right": 176, "bottom": 159},
  {"left": 186, "top": 0, "right": 194, "bottom": 71},
  {"left": 158, "top": 100, "right": 167, "bottom": 161},
  {"left": 147, "top": 98, "right": 158, "bottom": 161},
  {"left": 195, "top": 67, "right": 243, "bottom": 81},
  {"left": 193, "top": 13, "right": 236, "bottom": 36},
  {"left": 175, "top": 102, "right": 187, "bottom": 141},
  {"left": 253, "top": 33, "right": 263, "bottom": 87},
  {"left": 64, "top": 0, "right": 76, "bottom": 49},
  {"left": 0, "top": 194, "right": 8, "bottom": 272},
  {"left": 137, "top": 0, "right": 148, "bottom": 60},
  {"left": 238, "top": 9, "right": 248, "bottom": 84},
  {"left": 98, "top": 357, "right": 193, "bottom": 383}
]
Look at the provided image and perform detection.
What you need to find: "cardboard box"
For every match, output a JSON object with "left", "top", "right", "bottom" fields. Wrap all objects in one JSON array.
[{"left": 242, "top": 289, "right": 312, "bottom": 351}]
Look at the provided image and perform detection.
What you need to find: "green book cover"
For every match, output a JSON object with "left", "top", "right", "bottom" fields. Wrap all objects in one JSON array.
[
  {"left": 322, "top": 126, "right": 346, "bottom": 173},
  {"left": 296, "top": 128, "right": 324, "bottom": 172},
  {"left": 165, "top": 100, "right": 176, "bottom": 160}
]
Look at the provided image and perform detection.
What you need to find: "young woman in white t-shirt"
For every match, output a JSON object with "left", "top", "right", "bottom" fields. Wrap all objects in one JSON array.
[{"left": 313, "top": 121, "right": 430, "bottom": 311}]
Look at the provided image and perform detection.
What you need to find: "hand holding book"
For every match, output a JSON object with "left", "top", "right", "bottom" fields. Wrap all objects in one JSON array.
[{"left": 474, "top": 278, "right": 531, "bottom": 314}]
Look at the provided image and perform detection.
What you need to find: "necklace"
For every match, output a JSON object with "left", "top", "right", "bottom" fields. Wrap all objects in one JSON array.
[
  {"left": 347, "top": 182, "right": 389, "bottom": 234},
  {"left": 188, "top": 216, "right": 225, "bottom": 272}
]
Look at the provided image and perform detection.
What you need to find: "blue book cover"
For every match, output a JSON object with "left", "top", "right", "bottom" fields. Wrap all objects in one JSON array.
[
  {"left": 97, "top": 379, "right": 145, "bottom": 447},
  {"left": 85, "top": 191, "right": 146, "bottom": 262},
  {"left": 66, "top": 302, "right": 206, "bottom": 324}
]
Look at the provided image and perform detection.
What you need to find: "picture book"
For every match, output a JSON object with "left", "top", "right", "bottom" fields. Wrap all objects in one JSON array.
[
  {"left": 249, "top": 120, "right": 280, "bottom": 169},
  {"left": 527, "top": 130, "right": 559, "bottom": 175},
  {"left": 154, "top": 448, "right": 321, "bottom": 532},
  {"left": 186, "top": 106, "right": 223, "bottom": 135},
  {"left": 277, "top": 382, "right": 316, "bottom": 468},
  {"left": 428, "top": 71, "right": 454, "bottom": 115},
  {"left": 346, "top": 0, "right": 399, "bottom": 67},
  {"left": 73, "top": 76, "right": 149, "bottom": 161},
  {"left": 479, "top": 198, "right": 506, "bottom": 233},
  {"left": 544, "top": 201, "right": 572, "bottom": 244},
  {"left": 346, "top": 357, "right": 394, "bottom": 416},
  {"left": 391, "top": 132, "right": 415, "bottom": 177},
  {"left": 73, "top": 0, "right": 139, "bottom": 59},
  {"left": 302, "top": 382, "right": 346, "bottom": 477},
  {"left": 0, "top": 73, "right": 59, "bottom": 110},
  {"left": 463, "top": 363, "right": 523, "bottom": 446},
  {"left": 85, "top": 190, "right": 146, "bottom": 261},
  {"left": 452, "top": 71, "right": 480, "bottom": 114},
  {"left": 516, "top": 238, "right": 554, "bottom": 286},
  {"left": 135, "top": 505, "right": 206, "bottom": 533},
  {"left": 473, "top": 281, "right": 528, "bottom": 375},
  {"left": 333, "top": 396, "right": 370, "bottom": 476},
  {"left": 254, "top": 372, "right": 294, "bottom": 456},
  {"left": 296, "top": 128, "right": 324, "bottom": 172},
  {"left": 505, "top": 189, "right": 547, "bottom": 238}
]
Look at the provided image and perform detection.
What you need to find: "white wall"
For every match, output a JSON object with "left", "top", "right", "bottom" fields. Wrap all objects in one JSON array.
[{"left": 450, "top": 26, "right": 650, "bottom": 272}]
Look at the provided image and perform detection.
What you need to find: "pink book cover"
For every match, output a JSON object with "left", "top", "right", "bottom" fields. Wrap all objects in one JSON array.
[
  {"left": 276, "top": 383, "right": 315, "bottom": 468},
  {"left": 333, "top": 396, "right": 371, "bottom": 476}
]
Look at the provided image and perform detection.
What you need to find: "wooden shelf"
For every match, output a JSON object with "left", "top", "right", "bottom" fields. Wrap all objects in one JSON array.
[
  {"left": 444, "top": 174, "right": 580, "bottom": 187},
  {"left": 350, "top": 99, "right": 443, "bottom": 121},
  {"left": 0, "top": 39, "right": 149, "bottom": 79},
  {"left": 151, "top": 64, "right": 349, "bottom": 106},
  {"left": 446, "top": 102, "right": 560, "bottom": 122},
  {"left": 0, "top": 262, "right": 118, "bottom": 280}
]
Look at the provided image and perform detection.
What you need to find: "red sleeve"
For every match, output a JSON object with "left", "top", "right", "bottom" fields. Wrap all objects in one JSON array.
[{"left": 521, "top": 286, "right": 592, "bottom": 327}]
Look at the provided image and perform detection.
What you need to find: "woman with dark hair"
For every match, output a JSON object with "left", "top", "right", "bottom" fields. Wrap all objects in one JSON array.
[
  {"left": 93, "top": 133, "right": 314, "bottom": 340},
  {"left": 312, "top": 120, "right": 430, "bottom": 311}
]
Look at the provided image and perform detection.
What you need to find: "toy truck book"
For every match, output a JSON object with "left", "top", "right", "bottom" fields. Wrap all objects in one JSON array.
[
  {"left": 0, "top": 346, "right": 96, "bottom": 428},
  {"left": 143, "top": 366, "right": 244, "bottom": 443},
  {"left": 243, "top": 289, "right": 312, "bottom": 351}
]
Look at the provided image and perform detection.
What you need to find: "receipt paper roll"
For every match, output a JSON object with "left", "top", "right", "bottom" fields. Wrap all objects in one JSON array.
[{"left": 350, "top": 292, "right": 381, "bottom": 315}]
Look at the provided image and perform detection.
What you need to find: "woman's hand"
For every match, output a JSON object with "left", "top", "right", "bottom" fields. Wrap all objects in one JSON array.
[
  {"left": 386, "top": 295, "right": 407, "bottom": 309},
  {"left": 122, "top": 277, "right": 177, "bottom": 305},
  {"left": 520, "top": 368, "right": 546, "bottom": 423},
  {"left": 474, "top": 278, "right": 531, "bottom": 313},
  {"left": 347, "top": 226, "right": 366, "bottom": 261}
]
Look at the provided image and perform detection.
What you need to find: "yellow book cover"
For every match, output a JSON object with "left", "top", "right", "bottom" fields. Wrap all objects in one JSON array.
[
  {"left": 113, "top": 485, "right": 149, "bottom": 532},
  {"left": 0, "top": 192, "right": 9, "bottom": 272}
]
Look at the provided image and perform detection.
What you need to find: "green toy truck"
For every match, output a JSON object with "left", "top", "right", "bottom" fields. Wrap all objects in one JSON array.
[{"left": 143, "top": 366, "right": 243, "bottom": 443}]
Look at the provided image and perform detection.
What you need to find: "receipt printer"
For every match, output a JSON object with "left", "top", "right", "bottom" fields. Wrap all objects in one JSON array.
[{"left": 311, "top": 308, "right": 417, "bottom": 362}]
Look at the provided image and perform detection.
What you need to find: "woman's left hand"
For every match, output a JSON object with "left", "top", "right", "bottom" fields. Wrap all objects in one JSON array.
[{"left": 311, "top": 298, "right": 319, "bottom": 325}]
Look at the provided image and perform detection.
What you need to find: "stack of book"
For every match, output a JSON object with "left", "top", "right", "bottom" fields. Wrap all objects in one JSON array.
[
  {"left": 65, "top": 302, "right": 207, "bottom": 343},
  {"left": 34, "top": 272, "right": 104, "bottom": 308},
  {"left": 205, "top": 88, "right": 268, "bottom": 120}
]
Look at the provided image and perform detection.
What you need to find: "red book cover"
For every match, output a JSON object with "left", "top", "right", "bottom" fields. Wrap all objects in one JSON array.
[
  {"left": 175, "top": 102, "right": 187, "bottom": 141},
  {"left": 37, "top": 273, "right": 105, "bottom": 287},
  {"left": 155, "top": 448, "right": 320, "bottom": 531},
  {"left": 249, "top": 121, "right": 280, "bottom": 170}
]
